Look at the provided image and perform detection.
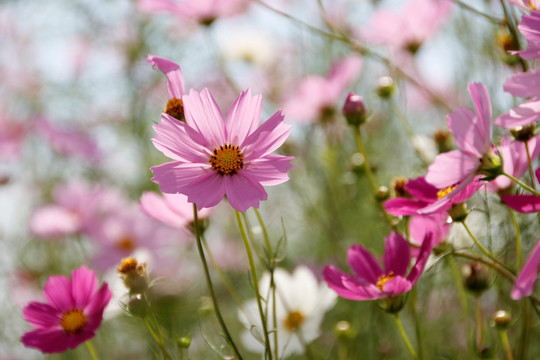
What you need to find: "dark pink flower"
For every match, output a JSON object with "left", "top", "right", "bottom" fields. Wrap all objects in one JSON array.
[
  {"left": 282, "top": 56, "right": 362, "bottom": 123},
  {"left": 21, "top": 266, "right": 111, "bottom": 353},
  {"left": 512, "top": 239, "right": 540, "bottom": 299},
  {"left": 150, "top": 88, "right": 293, "bottom": 212},
  {"left": 423, "top": 82, "right": 498, "bottom": 213},
  {"left": 501, "top": 168, "right": 540, "bottom": 212},
  {"left": 323, "top": 232, "right": 432, "bottom": 301}
]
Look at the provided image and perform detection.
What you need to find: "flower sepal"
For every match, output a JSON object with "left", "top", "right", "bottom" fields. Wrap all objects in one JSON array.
[
  {"left": 477, "top": 150, "right": 503, "bottom": 181},
  {"left": 377, "top": 293, "right": 408, "bottom": 314}
]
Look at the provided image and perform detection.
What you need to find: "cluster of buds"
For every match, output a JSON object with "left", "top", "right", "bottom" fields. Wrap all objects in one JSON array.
[{"left": 117, "top": 257, "right": 149, "bottom": 294}]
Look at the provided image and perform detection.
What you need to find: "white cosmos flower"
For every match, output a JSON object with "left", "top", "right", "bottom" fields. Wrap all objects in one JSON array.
[{"left": 238, "top": 266, "right": 337, "bottom": 358}]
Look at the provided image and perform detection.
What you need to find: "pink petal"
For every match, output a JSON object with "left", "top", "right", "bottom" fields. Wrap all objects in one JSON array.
[
  {"left": 494, "top": 99, "right": 540, "bottom": 129},
  {"left": 71, "top": 266, "right": 97, "bottom": 309},
  {"left": 176, "top": 170, "right": 227, "bottom": 210},
  {"left": 381, "top": 276, "right": 412, "bottom": 296},
  {"left": 384, "top": 198, "right": 427, "bottom": 216},
  {"left": 347, "top": 244, "right": 383, "bottom": 284},
  {"left": 425, "top": 150, "right": 479, "bottom": 188},
  {"left": 43, "top": 275, "right": 74, "bottom": 312},
  {"left": 447, "top": 108, "right": 486, "bottom": 158},
  {"left": 30, "top": 205, "right": 82, "bottom": 238},
  {"left": 84, "top": 284, "right": 112, "bottom": 331},
  {"left": 407, "top": 232, "right": 433, "bottom": 285},
  {"left": 419, "top": 173, "right": 477, "bottom": 214},
  {"left": 512, "top": 239, "right": 540, "bottom": 299},
  {"left": 183, "top": 88, "right": 226, "bottom": 148},
  {"left": 225, "top": 89, "right": 262, "bottom": 146},
  {"left": 151, "top": 161, "right": 212, "bottom": 194},
  {"left": 405, "top": 176, "right": 438, "bottom": 202},
  {"left": 140, "top": 191, "right": 188, "bottom": 228},
  {"left": 468, "top": 82, "right": 492, "bottom": 146},
  {"left": 323, "top": 266, "right": 380, "bottom": 301},
  {"left": 502, "top": 71, "right": 540, "bottom": 98},
  {"left": 146, "top": 54, "right": 185, "bottom": 99},
  {"left": 242, "top": 110, "right": 292, "bottom": 159},
  {"left": 224, "top": 173, "right": 267, "bottom": 212},
  {"left": 244, "top": 155, "right": 293, "bottom": 186},
  {"left": 383, "top": 232, "right": 410, "bottom": 277},
  {"left": 23, "top": 302, "right": 61, "bottom": 328},
  {"left": 21, "top": 328, "right": 73, "bottom": 353},
  {"left": 502, "top": 194, "right": 540, "bottom": 213}
]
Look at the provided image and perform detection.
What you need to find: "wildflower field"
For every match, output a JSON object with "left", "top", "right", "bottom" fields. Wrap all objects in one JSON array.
[{"left": 4, "top": 0, "right": 540, "bottom": 359}]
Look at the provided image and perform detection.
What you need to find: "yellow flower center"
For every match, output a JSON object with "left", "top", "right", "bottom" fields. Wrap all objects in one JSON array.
[
  {"left": 530, "top": 1, "right": 537, "bottom": 10},
  {"left": 376, "top": 272, "right": 395, "bottom": 292},
  {"left": 165, "top": 98, "right": 185, "bottom": 122},
  {"left": 209, "top": 144, "right": 244, "bottom": 176},
  {"left": 284, "top": 310, "right": 304, "bottom": 331},
  {"left": 61, "top": 309, "right": 87, "bottom": 335},
  {"left": 117, "top": 236, "right": 135, "bottom": 252},
  {"left": 437, "top": 184, "right": 457, "bottom": 199}
]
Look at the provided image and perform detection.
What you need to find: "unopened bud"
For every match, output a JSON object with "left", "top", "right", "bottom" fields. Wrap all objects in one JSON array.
[
  {"left": 433, "top": 129, "right": 453, "bottom": 153},
  {"left": 126, "top": 293, "right": 147, "bottom": 317},
  {"left": 342, "top": 92, "right": 367, "bottom": 126},
  {"left": 178, "top": 335, "right": 192, "bottom": 349},
  {"left": 478, "top": 150, "right": 503, "bottom": 181},
  {"left": 377, "top": 76, "right": 395, "bottom": 98},
  {"left": 447, "top": 202, "right": 468, "bottom": 223},
  {"left": 511, "top": 124, "right": 536, "bottom": 142},
  {"left": 378, "top": 294, "right": 407, "bottom": 314},
  {"left": 334, "top": 320, "right": 356, "bottom": 340},
  {"left": 391, "top": 177, "right": 409, "bottom": 198},
  {"left": 375, "top": 186, "right": 390, "bottom": 202},
  {"left": 118, "top": 258, "right": 149, "bottom": 294},
  {"left": 493, "top": 310, "right": 511, "bottom": 329},
  {"left": 462, "top": 262, "right": 490, "bottom": 295}
]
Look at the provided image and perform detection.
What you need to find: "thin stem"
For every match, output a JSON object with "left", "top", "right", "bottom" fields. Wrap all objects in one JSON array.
[
  {"left": 142, "top": 295, "right": 173, "bottom": 360},
  {"left": 193, "top": 204, "right": 243, "bottom": 360},
  {"left": 503, "top": 172, "right": 540, "bottom": 196},
  {"left": 455, "top": 0, "right": 505, "bottom": 24},
  {"left": 235, "top": 210, "right": 273, "bottom": 360},
  {"left": 409, "top": 288, "right": 424, "bottom": 360},
  {"left": 524, "top": 141, "right": 536, "bottom": 190},
  {"left": 475, "top": 297, "right": 484, "bottom": 351},
  {"left": 509, "top": 208, "right": 522, "bottom": 269},
  {"left": 499, "top": 0, "right": 529, "bottom": 72},
  {"left": 85, "top": 341, "right": 99, "bottom": 360},
  {"left": 499, "top": 329, "right": 515, "bottom": 360},
  {"left": 447, "top": 254, "right": 469, "bottom": 315},
  {"left": 394, "top": 314, "right": 418, "bottom": 360},
  {"left": 517, "top": 300, "right": 530, "bottom": 360}
]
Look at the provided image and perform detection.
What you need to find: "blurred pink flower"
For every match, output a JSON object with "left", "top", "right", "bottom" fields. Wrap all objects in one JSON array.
[
  {"left": 34, "top": 117, "right": 101, "bottom": 163},
  {"left": 21, "top": 266, "right": 111, "bottom": 354},
  {"left": 360, "top": 0, "right": 453, "bottom": 53},
  {"left": 495, "top": 71, "right": 540, "bottom": 129},
  {"left": 0, "top": 118, "right": 26, "bottom": 160},
  {"left": 508, "top": 0, "right": 540, "bottom": 11},
  {"left": 423, "top": 82, "right": 497, "bottom": 213},
  {"left": 510, "top": 10, "right": 540, "bottom": 59},
  {"left": 282, "top": 55, "right": 362, "bottom": 123},
  {"left": 151, "top": 88, "right": 293, "bottom": 212},
  {"left": 137, "top": 0, "right": 249, "bottom": 25},
  {"left": 139, "top": 191, "right": 212, "bottom": 229},
  {"left": 512, "top": 239, "right": 540, "bottom": 299},
  {"left": 323, "top": 232, "right": 432, "bottom": 301}
]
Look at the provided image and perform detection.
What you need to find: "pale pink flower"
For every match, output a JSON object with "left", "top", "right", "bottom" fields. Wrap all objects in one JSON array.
[
  {"left": 34, "top": 117, "right": 101, "bottom": 163},
  {"left": 508, "top": 0, "right": 540, "bottom": 11},
  {"left": 0, "top": 117, "right": 26, "bottom": 160},
  {"left": 495, "top": 71, "right": 540, "bottom": 129},
  {"left": 21, "top": 266, "right": 111, "bottom": 353},
  {"left": 509, "top": 10, "right": 540, "bottom": 60},
  {"left": 512, "top": 238, "right": 540, "bottom": 299},
  {"left": 282, "top": 56, "right": 362, "bottom": 124},
  {"left": 359, "top": 0, "right": 453, "bottom": 53},
  {"left": 151, "top": 88, "right": 293, "bottom": 212},
  {"left": 137, "top": 0, "right": 249, "bottom": 25}
]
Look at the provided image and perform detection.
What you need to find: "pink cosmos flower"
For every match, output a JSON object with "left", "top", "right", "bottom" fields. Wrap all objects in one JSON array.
[
  {"left": 323, "top": 231, "right": 433, "bottom": 301},
  {"left": 137, "top": 0, "right": 249, "bottom": 25},
  {"left": 147, "top": 54, "right": 185, "bottom": 100},
  {"left": 34, "top": 117, "right": 101, "bottom": 163},
  {"left": 510, "top": 11, "right": 540, "bottom": 59},
  {"left": 512, "top": 238, "right": 540, "bottom": 299},
  {"left": 21, "top": 266, "right": 111, "bottom": 353},
  {"left": 139, "top": 191, "right": 212, "bottom": 229},
  {"left": 501, "top": 167, "right": 540, "bottom": 212},
  {"left": 282, "top": 55, "right": 362, "bottom": 123},
  {"left": 495, "top": 71, "right": 540, "bottom": 129},
  {"left": 359, "top": 0, "right": 453, "bottom": 53},
  {"left": 150, "top": 88, "right": 293, "bottom": 212},
  {"left": 384, "top": 176, "right": 481, "bottom": 216},
  {"left": 0, "top": 117, "right": 26, "bottom": 160},
  {"left": 423, "top": 82, "right": 498, "bottom": 213},
  {"left": 508, "top": 0, "right": 540, "bottom": 11}
]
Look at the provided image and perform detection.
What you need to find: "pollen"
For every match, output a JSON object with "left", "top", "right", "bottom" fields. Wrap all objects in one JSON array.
[
  {"left": 118, "top": 257, "right": 139, "bottom": 274},
  {"left": 61, "top": 309, "right": 87, "bottom": 335},
  {"left": 376, "top": 272, "right": 395, "bottom": 292},
  {"left": 165, "top": 98, "right": 185, "bottom": 122},
  {"left": 437, "top": 184, "right": 457, "bottom": 199},
  {"left": 284, "top": 310, "right": 304, "bottom": 331},
  {"left": 209, "top": 144, "right": 244, "bottom": 175}
]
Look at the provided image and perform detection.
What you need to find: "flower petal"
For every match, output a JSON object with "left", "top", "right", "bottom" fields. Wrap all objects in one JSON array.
[
  {"left": 244, "top": 155, "right": 293, "bottom": 186},
  {"left": 242, "top": 110, "right": 292, "bottom": 159},
  {"left": 384, "top": 198, "right": 427, "bottom": 216},
  {"left": 43, "top": 275, "right": 74, "bottom": 312},
  {"left": 146, "top": 54, "right": 185, "bottom": 99},
  {"left": 151, "top": 161, "right": 212, "bottom": 194},
  {"left": 495, "top": 98, "right": 540, "bottom": 129},
  {"left": 425, "top": 150, "right": 479, "bottom": 189},
  {"left": 85, "top": 283, "right": 112, "bottom": 331},
  {"left": 71, "top": 266, "right": 97, "bottom": 309},
  {"left": 23, "top": 302, "right": 61, "bottom": 328},
  {"left": 21, "top": 328, "right": 73, "bottom": 354},
  {"left": 323, "top": 266, "right": 380, "bottom": 300},
  {"left": 225, "top": 89, "right": 262, "bottom": 145},
  {"left": 383, "top": 232, "right": 410, "bottom": 277},
  {"left": 501, "top": 194, "right": 540, "bottom": 213},
  {"left": 407, "top": 232, "right": 433, "bottom": 285},
  {"left": 224, "top": 173, "right": 267, "bottom": 212},
  {"left": 347, "top": 244, "right": 383, "bottom": 283},
  {"left": 512, "top": 239, "right": 540, "bottom": 299},
  {"left": 468, "top": 82, "right": 492, "bottom": 147},
  {"left": 183, "top": 88, "right": 226, "bottom": 148},
  {"left": 381, "top": 276, "right": 412, "bottom": 296}
]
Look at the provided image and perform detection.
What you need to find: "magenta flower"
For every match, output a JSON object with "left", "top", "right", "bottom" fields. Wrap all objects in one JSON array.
[
  {"left": 512, "top": 239, "right": 540, "bottom": 299},
  {"left": 151, "top": 88, "right": 293, "bottom": 212},
  {"left": 495, "top": 71, "right": 540, "bottom": 129},
  {"left": 21, "top": 266, "right": 111, "bottom": 353},
  {"left": 139, "top": 191, "right": 212, "bottom": 229},
  {"left": 323, "top": 231, "right": 432, "bottom": 301},
  {"left": 501, "top": 167, "right": 540, "bottom": 213},
  {"left": 282, "top": 55, "right": 362, "bottom": 123},
  {"left": 423, "top": 82, "right": 498, "bottom": 213}
]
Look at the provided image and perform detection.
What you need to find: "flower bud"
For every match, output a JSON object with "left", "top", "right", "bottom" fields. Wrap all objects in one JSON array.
[
  {"left": 391, "top": 177, "right": 409, "bottom": 198},
  {"left": 342, "top": 92, "right": 367, "bottom": 126},
  {"left": 334, "top": 320, "right": 356, "bottom": 340},
  {"left": 447, "top": 202, "right": 468, "bottom": 223},
  {"left": 177, "top": 334, "right": 192, "bottom": 349},
  {"left": 375, "top": 186, "right": 390, "bottom": 202},
  {"left": 492, "top": 310, "right": 511, "bottom": 330},
  {"left": 462, "top": 262, "right": 490, "bottom": 295},
  {"left": 433, "top": 129, "right": 453, "bottom": 153},
  {"left": 511, "top": 124, "right": 536, "bottom": 142},
  {"left": 117, "top": 258, "right": 149, "bottom": 294},
  {"left": 378, "top": 294, "right": 407, "bottom": 314},
  {"left": 126, "top": 293, "right": 147, "bottom": 317},
  {"left": 377, "top": 76, "right": 395, "bottom": 98},
  {"left": 478, "top": 150, "right": 503, "bottom": 181}
]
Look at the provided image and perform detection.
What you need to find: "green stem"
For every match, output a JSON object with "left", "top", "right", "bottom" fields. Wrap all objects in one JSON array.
[
  {"left": 499, "top": 329, "right": 514, "bottom": 360},
  {"left": 141, "top": 295, "right": 173, "bottom": 360},
  {"left": 448, "top": 254, "right": 469, "bottom": 315},
  {"left": 409, "top": 288, "right": 424, "bottom": 360},
  {"left": 456, "top": 0, "right": 505, "bottom": 24},
  {"left": 461, "top": 221, "right": 512, "bottom": 273},
  {"left": 517, "top": 300, "right": 530, "bottom": 360},
  {"left": 503, "top": 171, "right": 540, "bottom": 197},
  {"left": 85, "top": 341, "right": 99, "bottom": 360},
  {"left": 235, "top": 210, "right": 273, "bottom": 360},
  {"left": 394, "top": 314, "right": 418, "bottom": 360},
  {"left": 499, "top": 0, "right": 528, "bottom": 72},
  {"left": 475, "top": 297, "right": 484, "bottom": 351},
  {"left": 509, "top": 208, "right": 522, "bottom": 269},
  {"left": 193, "top": 205, "right": 243, "bottom": 360}
]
